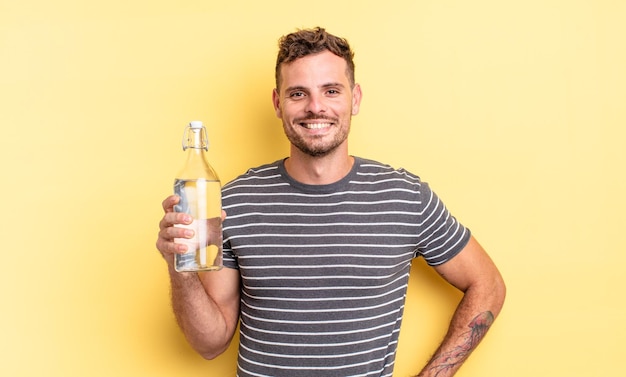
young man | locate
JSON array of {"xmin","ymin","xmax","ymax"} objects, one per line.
[{"xmin": 156, "ymin": 27, "xmax": 506, "ymax": 377}]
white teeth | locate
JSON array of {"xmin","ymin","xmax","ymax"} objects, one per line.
[{"xmin": 303, "ymin": 123, "xmax": 331, "ymax": 129}]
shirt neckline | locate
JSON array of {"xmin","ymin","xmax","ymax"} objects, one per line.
[{"xmin": 277, "ymin": 156, "xmax": 361, "ymax": 194}]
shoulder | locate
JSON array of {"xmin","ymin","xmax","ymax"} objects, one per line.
[
  {"xmin": 353, "ymin": 156, "xmax": 424, "ymax": 186},
  {"xmin": 221, "ymin": 159, "xmax": 292, "ymax": 205},
  {"xmin": 223, "ymin": 160, "xmax": 285, "ymax": 188}
]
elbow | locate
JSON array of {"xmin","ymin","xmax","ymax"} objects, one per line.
[
  {"xmin": 196, "ymin": 341, "xmax": 232, "ymax": 360},
  {"xmin": 491, "ymin": 271, "xmax": 507, "ymax": 317},
  {"xmin": 200, "ymin": 351, "xmax": 222, "ymax": 361},
  {"xmin": 467, "ymin": 269, "xmax": 506, "ymax": 318},
  {"xmin": 186, "ymin": 317, "xmax": 239, "ymax": 360}
]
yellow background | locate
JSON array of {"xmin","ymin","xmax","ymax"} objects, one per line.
[{"xmin": 1, "ymin": 1, "xmax": 624, "ymax": 376}]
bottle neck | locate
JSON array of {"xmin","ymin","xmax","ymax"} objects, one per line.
[
  {"xmin": 176, "ymin": 122, "xmax": 220, "ymax": 181},
  {"xmin": 183, "ymin": 128, "xmax": 208, "ymax": 169},
  {"xmin": 183, "ymin": 127, "xmax": 208, "ymax": 151}
]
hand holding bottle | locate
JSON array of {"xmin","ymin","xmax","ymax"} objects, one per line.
[
  {"xmin": 174, "ymin": 215, "xmax": 223, "ymax": 256},
  {"xmin": 156, "ymin": 194, "xmax": 225, "ymax": 267}
]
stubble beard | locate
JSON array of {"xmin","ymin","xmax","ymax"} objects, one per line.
[{"xmin": 284, "ymin": 117, "xmax": 350, "ymax": 157}]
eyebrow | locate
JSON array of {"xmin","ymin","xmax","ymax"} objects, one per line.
[
  {"xmin": 285, "ymin": 82, "xmax": 346, "ymax": 93},
  {"xmin": 285, "ymin": 85, "xmax": 307, "ymax": 93}
]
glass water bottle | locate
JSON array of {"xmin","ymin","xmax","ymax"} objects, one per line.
[{"xmin": 173, "ymin": 121, "xmax": 223, "ymax": 272}]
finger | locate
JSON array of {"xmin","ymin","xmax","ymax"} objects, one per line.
[
  {"xmin": 159, "ymin": 216, "xmax": 195, "ymax": 241},
  {"xmin": 162, "ymin": 194, "xmax": 180, "ymax": 213},
  {"xmin": 156, "ymin": 237, "xmax": 189, "ymax": 256},
  {"xmin": 157, "ymin": 195, "xmax": 195, "ymax": 259},
  {"xmin": 159, "ymin": 211, "xmax": 193, "ymax": 231},
  {"xmin": 157, "ymin": 223, "xmax": 195, "ymax": 252}
]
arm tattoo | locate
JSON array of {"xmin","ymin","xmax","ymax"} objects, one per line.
[{"xmin": 426, "ymin": 311, "xmax": 494, "ymax": 377}]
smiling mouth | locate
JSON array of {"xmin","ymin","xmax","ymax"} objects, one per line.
[{"xmin": 300, "ymin": 122, "xmax": 332, "ymax": 129}]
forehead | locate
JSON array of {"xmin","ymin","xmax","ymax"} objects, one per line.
[{"xmin": 278, "ymin": 51, "xmax": 349, "ymax": 90}]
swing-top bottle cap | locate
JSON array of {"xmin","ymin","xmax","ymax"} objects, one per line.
[{"xmin": 189, "ymin": 120, "xmax": 203, "ymax": 129}]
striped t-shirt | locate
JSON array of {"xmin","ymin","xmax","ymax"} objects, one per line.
[{"xmin": 221, "ymin": 157, "xmax": 470, "ymax": 377}]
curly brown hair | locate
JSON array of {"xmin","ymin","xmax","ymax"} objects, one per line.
[{"xmin": 275, "ymin": 27, "xmax": 355, "ymax": 90}]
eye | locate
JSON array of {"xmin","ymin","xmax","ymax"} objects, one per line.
[
  {"xmin": 326, "ymin": 89, "xmax": 340, "ymax": 96},
  {"xmin": 289, "ymin": 91, "xmax": 306, "ymax": 98}
]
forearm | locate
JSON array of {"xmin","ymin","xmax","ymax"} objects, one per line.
[
  {"xmin": 168, "ymin": 265, "xmax": 235, "ymax": 359},
  {"xmin": 415, "ymin": 282, "xmax": 505, "ymax": 377}
]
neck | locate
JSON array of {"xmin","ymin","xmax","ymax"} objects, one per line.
[{"xmin": 284, "ymin": 147, "xmax": 354, "ymax": 185}]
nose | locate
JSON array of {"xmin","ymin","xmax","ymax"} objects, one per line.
[{"xmin": 305, "ymin": 93, "xmax": 326, "ymax": 114}]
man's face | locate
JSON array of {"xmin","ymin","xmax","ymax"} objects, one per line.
[{"xmin": 272, "ymin": 51, "xmax": 361, "ymax": 157}]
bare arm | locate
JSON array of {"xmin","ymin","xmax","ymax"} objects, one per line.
[
  {"xmin": 157, "ymin": 195, "xmax": 240, "ymax": 359},
  {"xmin": 415, "ymin": 236, "xmax": 506, "ymax": 377}
]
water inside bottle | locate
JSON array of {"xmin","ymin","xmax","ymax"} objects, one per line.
[{"xmin": 173, "ymin": 178, "xmax": 223, "ymax": 272}]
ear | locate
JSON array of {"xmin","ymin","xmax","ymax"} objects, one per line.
[
  {"xmin": 351, "ymin": 83, "xmax": 362, "ymax": 116},
  {"xmin": 272, "ymin": 88, "xmax": 282, "ymax": 118}
]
